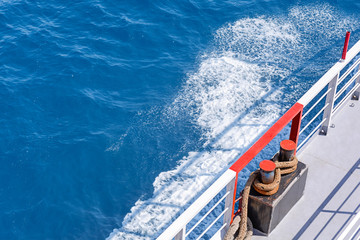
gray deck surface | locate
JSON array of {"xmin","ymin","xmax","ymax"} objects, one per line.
[{"xmin": 252, "ymin": 98, "xmax": 360, "ymax": 240}]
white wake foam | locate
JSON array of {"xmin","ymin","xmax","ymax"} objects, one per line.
[{"xmin": 108, "ymin": 4, "xmax": 358, "ymax": 239}]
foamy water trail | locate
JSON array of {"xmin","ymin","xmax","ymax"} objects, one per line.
[{"xmin": 108, "ymin": 4, "xmax": 358, "ymax": 239}]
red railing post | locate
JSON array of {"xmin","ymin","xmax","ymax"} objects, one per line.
[
  {"xmin": 342, "ymin": 31, "xmax": 351, "ymax": 60},
  {"xmin": 230, "ymin": 172, "xmax": 239, "ymax": 224},
  {"xmin": 289, "ymin": 105, "xmax": 303, "ymax": 154}
]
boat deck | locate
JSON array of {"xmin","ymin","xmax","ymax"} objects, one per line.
[{"xmin": 253, "ymin": 97, "xmax": 360, "ymax": 240}]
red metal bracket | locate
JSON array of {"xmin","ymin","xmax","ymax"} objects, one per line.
[
  {"xmin": 230, "ymin": 103, "xmax": 303, "ymax": 173},
  {"xmin": 229, "ymin": 102, "xmax": 303, "ymax": 222}
]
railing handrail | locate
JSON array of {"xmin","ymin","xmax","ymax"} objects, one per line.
[{"xmin": 298, "ymin": 40, "xmax": 360, "ymax": 107}]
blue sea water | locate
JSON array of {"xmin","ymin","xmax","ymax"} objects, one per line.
[{"xmin": 1, "ymin": 0, "xmax": 360, "ymax": 239}]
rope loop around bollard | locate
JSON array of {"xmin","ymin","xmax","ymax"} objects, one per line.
[{"xmin": 253, "ymin": 155, "xmax": 298, "ymax": 195}]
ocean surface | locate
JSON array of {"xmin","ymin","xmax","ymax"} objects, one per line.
[{"xmin": 1, "ymin": 0, "xmax": 360, "ymax": 239}]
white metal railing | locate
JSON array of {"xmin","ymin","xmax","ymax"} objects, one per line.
[
  {"xmin": 157, "ymin": 169, "xmax": 236, "ymax": 240},
  {"xmin": 157, "ymin": 39, "xmax": 360, "ymax": 240},
  {"xmin": 297, "ymin": 39, "xmax": 360, "ymax": 149}
]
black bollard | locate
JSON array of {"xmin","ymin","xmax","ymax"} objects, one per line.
[
  {"xmin": 279, "ymin": 140, "xmax": 296, "ymax": 162},
  {"xmin": 259, "ymin": 160, "xmax": 276, "ymax": 184}
]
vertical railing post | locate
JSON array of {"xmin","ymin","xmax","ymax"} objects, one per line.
[
  {"xmin": 229, "ymin": 172, "xmax": 239, "ymax": 227},
  {"xmin": 341, "ymin": 31, "xmax": 351, "ymax": 60},
  {"xmin": 221, "ymin": 174, "xmax": 236, "ymax": 238},
  {"xmin": 289, "ymin": 104, "xmax": 303, "ymax": 154},
  {"xmin": 320, "ymin": 73, "xmax": 339, "ymax": 135},
  {"xmin": 352, "ymin": 63, "xmax": 360, "ymax": 100},
  {"xmin": 174, "ymin": 227, "xmax": 185, "ymax": 240}
]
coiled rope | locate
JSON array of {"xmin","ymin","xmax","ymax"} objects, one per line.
[{"xmin": 224, "ymin": 154, "xmax": 298, "ymax": 240}]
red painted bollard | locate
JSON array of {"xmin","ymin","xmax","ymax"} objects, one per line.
[
  {"xmin": 279, "ymin": 139, "xmax": 296, "ymax": 161},
  {"xmin": 259, "ymin": 160, "xmax": 276, "ymax": 184}
]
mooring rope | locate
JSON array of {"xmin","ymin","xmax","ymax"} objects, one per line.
[
  {"xmin": 225, "ymin": 155, "xmax": 298, "ymax": 240},
  {"xmin": 223, "ymin": 215, "xmax": 253, "ymax": 240}
]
